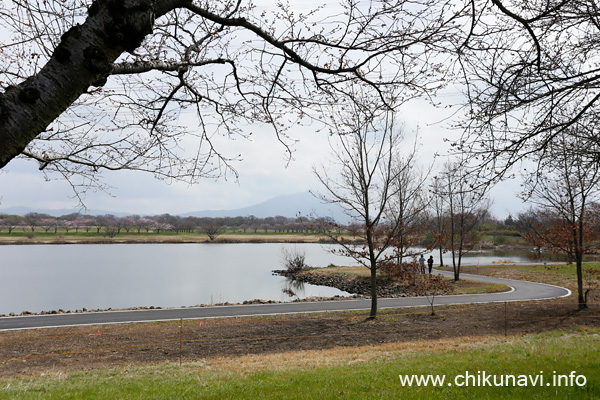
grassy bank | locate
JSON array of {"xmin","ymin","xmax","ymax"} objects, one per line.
[
  {"xmin": 0, "ymin": 231, "xmax": 333, "ymax": 245},
  {"xmin": 311, "ymin": 265, "xmax": 509, "ymax": 295},
  {"xmin": 449, "ymin": 262, "xmax": 600, "ymax": 295},
  {"xmin": 2, "ymin": 328, "xmax": 598, "ymax": 399}
]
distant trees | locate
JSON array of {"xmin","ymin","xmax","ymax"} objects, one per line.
[{"xmin": 0, "ymin": 212, "xmax": 351, "ymax": 238}]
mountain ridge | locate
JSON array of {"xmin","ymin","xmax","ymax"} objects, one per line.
[
  {"xmin": 179, "ymin": 191, "xmax": 348, "ymax": 222},
  {"xmin": 0, "ymin": 191, "xmax": 350, "ymax": 222}
]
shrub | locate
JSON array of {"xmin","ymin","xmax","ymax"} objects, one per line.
[{"xmin": 281, "ymin": 246, "xmax": 307, "ymax": 272}]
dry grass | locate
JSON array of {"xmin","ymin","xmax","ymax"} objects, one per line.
[
  {"xmin": 186, "ymin": 334, "xmax": 506, "ymax": 377},
  {"xmin": 0, "ymin": 233, "xmax": 330, "ymax": 245},
  {"xmin": 312, "ymin": 265, "xmax": 509, "ymax": 295},
  {"xmin": 313, "ymin": 265, "xmax": 372, "ymax": 278}
]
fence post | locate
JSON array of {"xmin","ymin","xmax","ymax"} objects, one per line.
[{"xmin": 180, "ymin": 318, "xmax": 183, "ymax": 366}]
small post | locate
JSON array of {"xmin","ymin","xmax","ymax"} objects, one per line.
[
  {"xmin": 180, "ymin": 318, "xmax": 183, "ymax": 366},
  {"xmin": 504, "ymin": 302, "xmax": 507, "ymax": 336}
]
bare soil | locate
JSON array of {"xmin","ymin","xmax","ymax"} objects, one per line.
[{"xmin": 0, "ymin": 295, "xmax": 598, "ymax": 378}]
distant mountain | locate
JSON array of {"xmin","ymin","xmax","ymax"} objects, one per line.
[
  {"xmin": 0, "ymin": 206, "xmax": 130, "ymax": 218},
  {"xmin": 0, "ymin": 192, "xmax": 351, "ymax": 222},
  {"xmin": 180, "ymin": 191, "xmax": 350, "ymax": 222}
]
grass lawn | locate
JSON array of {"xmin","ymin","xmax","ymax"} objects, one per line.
[
  {"xmin": 1, "ymin": 328, "xmax": 598, "ymax": 399},
  {"xmin": 453, "ymin": 262, "xmax": 600, "ymax": 295}
]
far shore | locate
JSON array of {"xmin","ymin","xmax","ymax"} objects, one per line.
[
  {"xmin": 0, "ymin": 233, "xmax": 344, "ymax": 245},
  {"xmin": 0, "ymin": 233, "xmax": 532, "ymax": 250}
]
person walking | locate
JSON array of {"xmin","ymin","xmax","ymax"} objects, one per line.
[
  {"xmin": 427, "ymin": 256, "xmax": 434, "ymax": 274},
  {"xmin": 418, "ymin": 254, "xmax": 426, "ymax": 274}
]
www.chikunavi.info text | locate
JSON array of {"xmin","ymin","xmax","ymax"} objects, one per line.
[{"xmin": 399, "ymin": 371, "xmax": 587, "ymax": 387}]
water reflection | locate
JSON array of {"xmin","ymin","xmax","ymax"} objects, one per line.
[
  {"xmin": 0, "ymin": 243, "xmax": 352, "ymax": 315},
  {"xmin": 281, "ymin": 277, "xmax": 307, "ymax": 299}
]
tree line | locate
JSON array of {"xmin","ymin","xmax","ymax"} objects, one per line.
[{"xmin": 0, "ymin": 213, "xmax": 339, "ymax": 237}]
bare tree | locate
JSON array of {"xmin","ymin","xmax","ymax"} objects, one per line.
[
  {"xmin": 280, "ymin": 246, "xmax": 307, "ymax": 273},
  {"xmin": 202, "ymin": 220, "xmax": 225, "ymax": 241},
  {"xmin": 429, "ymin": 176, "xmax": 448, "ymax": 267},
  {"xmin": 457, "ymin": 0, "xmax": 600, "ymax": 180},
  {"xmin": 313, "ymin": 100, "xmax": 402, "ymax": 318},
  {"xmin": 0, "ymin": 0, "xmax": 466, "ymax": 198},
  {"xmin": 386, "ymin": 137, "xmax": 431, "ymax": 265},
  {"xmin": 0, "ymin": 215, "xmax": 20, "ymax": 234},
  {"xmin": 432, "ymin": 161, "xmax": 490, "ymax": 280},
  {"xmin": 520, "ymin": 133, "xmax": 600, "ymax": 309}
]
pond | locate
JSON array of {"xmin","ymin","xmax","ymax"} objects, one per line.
[{"xmin": 0, "ymin": 243, "xmax": 548, "ymax": 315}]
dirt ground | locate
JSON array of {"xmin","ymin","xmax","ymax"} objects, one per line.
[{"xmin": 0, "ymin": 295, "xmax": 598, "ymax": 378}]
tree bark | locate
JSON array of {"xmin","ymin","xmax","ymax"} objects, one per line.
[{"xmin": 0, "ymin": 0, "xmax": 181, "ymax": 168}]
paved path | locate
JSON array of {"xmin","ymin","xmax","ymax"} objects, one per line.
[{"xmin": 0, "ymin": 269, "xmax": 571, "ymax": 331}]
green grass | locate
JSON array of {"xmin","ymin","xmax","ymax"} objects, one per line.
[
  {"xmin": 454, "ymin": 262, "xmax": 600, "ymax": 292},
  {"xmin": 3, "ymin": 329, "xmax": 598, "ymax": 399},
  {"xmin": 518, "ymin": 262, "xmax": 600, "ymax": 277}
]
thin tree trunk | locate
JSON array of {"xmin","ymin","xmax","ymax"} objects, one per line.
[
  {"xmin": 369, "ymin": 264, "xmax": 378, "ymax": 318},
  {"xmin": 576, "ymin": 258, "xmax": 586, "ymax": 309}
]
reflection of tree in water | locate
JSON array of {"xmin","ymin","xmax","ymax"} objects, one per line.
[{"xmin": 282, "ymin": 277, "xmax": 305, "ymax": 299}]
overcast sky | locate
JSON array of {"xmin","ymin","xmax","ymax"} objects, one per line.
[
  {"xmin": 0, "ymin": 1, "xmax": 527, "ymax": 219},
  {"xmin": 0, "ymin": 93, "xmax": 526, "ymax": 219}
]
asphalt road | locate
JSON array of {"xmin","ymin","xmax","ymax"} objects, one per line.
[{"xmin": 0, "ymin": 269, "xmax": 571, "ymax": 331}]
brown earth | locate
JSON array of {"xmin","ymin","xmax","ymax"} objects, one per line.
[{"xmin": 0, "ymin": 294, "xmax": 599, "ymax": 378}]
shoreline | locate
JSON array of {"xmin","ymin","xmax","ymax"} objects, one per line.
[
  {"xmin": 273, "ymin": 268, "xmax": 445, "ymax": 298},
  {"xmin": 0, "ymin": 294, "xmax": 366, "ymax": 319},
  {"xmin": 0, "ymin": 235, "xmax": 531, "ymax": 250},
  {"xmin": 0, "ymin": 234, "xmax": 342, "ymax": 246}
]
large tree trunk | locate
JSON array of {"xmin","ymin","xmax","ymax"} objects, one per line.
[{"xmin": 0, "ymin": 0, "xmax": 168, "ymax": 168}]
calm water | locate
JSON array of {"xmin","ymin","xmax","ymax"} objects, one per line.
[{"xmin": 0, "ymin": 243, "xmax": 542, "ymax": 315}]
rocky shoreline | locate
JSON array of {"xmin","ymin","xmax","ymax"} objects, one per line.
[
  {"xmin": 0, "ymin": 293, "xmax": 361, "ymax": 319},
  {"xmin": 1, "ymin": 267, "xmax": 442, "ymax": 319},
  {"xmin": 273, "ymin": 269, "xmax": 419, "ymax": 298}
]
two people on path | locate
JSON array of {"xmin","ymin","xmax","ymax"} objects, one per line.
[{"xmin": 419, "ymin": 254, "xmax": 435, "ymax": 274}]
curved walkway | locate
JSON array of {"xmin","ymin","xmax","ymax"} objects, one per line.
[{"xmin": 0, "ymin": 269, "xmax": 571, "ymax": 331}]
